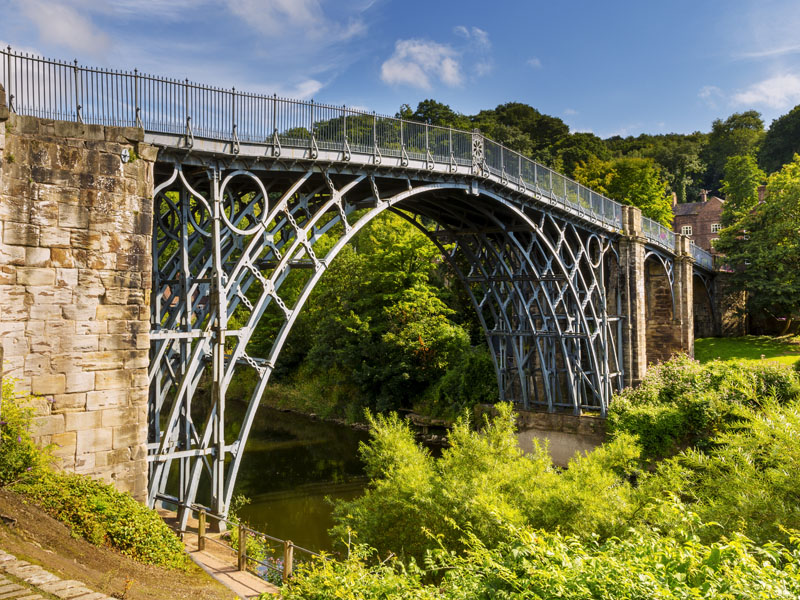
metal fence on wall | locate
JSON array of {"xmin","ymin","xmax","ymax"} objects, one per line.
[{"xmin": 0, "ymin": 46, "xmax": 700, "ymax": 254}]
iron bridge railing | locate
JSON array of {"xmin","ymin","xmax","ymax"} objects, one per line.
[
  {"xmin": 1, "ymin": 46, "xmax": 688, "ymax": 255},
  {"xmin": 690, "ymin": 243, "xmax": 714, "ymax": 270}
]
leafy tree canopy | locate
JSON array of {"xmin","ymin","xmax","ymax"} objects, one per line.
[
  {"xmin": 759, "ymin": 103, "xmax": 800, "ymax": 174},
  {"xmin": 701, "ymin": 110, "xmax": 765, "ymax": 194},
  {"xmin": 574, "ymin": 156, "xmax": 673, "ymax": 225}
]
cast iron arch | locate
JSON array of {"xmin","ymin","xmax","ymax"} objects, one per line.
[{"xmin": 148, "ymin": 161, "xmax": 623, "ymax": 526}]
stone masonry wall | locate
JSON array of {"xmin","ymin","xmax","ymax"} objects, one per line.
[{"xmin": 0, "ymin": 87, "xmax": 155, "ymax": 500}]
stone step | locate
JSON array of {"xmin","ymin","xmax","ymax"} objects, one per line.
[{"xmin": 0, "ymin": 549, "xmax": 114, "ymax": 600}]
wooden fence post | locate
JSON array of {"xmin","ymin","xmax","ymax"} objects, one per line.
[
  {"xmin": 197, "ymin": 510, "xmax": 206, "ymax": 551},
  {"xmin": 283, "ymin": 540, "xmax": 294, "ymax": 583},
  {"xmin": 238, "ymin": 523, "xmax": 247, "ymax": 571}
]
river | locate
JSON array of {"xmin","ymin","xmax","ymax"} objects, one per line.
[{"xmin": 229, "ymin": 404, "xmax": 371, "ymax": 552}]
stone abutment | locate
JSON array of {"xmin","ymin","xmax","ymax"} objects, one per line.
[{"xmin": 0, "ymin": 86, "xmax": 154, "ymax": 500}]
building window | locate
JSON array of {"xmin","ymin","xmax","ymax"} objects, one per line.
[
  {"xmin": 711, "ymin": 223, "xmax": 721, "ymax": 233},
  {"xmin": 681, "ymin": 225, "xmax": 692, "ymax": 236}
]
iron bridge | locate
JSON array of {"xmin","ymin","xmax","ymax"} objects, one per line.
[{"xmin": 0, "ymin": 48, "xmax": 715, "ymax": 527}]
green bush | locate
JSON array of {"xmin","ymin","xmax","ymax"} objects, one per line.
[
  {"xmin": 417, "ymin": 347, "xmax": 497, "ymax": 418},
  {"xmin": 0, "ymin": 380, "xmax": 51, "ymax": 485},
  {"xmin": 608, "ymin": 355, "xmax": 800, "ymax": 459},
  {"xmin": 13, "ymin": 471, "xmax": 190, "ymax": 569},
  {"xmin": 284, "ymin": 518, "xmax": 800, "ymax": 599},
  {"xmin": 331, "ymin": 404, "xmax": 641, "ymax": 562}
]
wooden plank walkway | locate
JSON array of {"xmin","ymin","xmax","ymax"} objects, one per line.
[{"xmin": 159, "ymin": 509, "xmax": 280, "ymax": 599}]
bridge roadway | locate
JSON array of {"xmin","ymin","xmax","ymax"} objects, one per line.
[{"xmin": 0, "ymin": 48, "xmax": 716, "ymax": 528}]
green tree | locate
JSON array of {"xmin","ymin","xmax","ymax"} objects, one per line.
[
  {"xmin": 701, "ymin": 110, "xmax": 765, "ymax": 194},
  {"xmin": 574, "ymin": 156, "xmax": 673, "ymax": 226},
  {"xmin": 719, "ymin": 155, "xmax": 765, "ymax": 227},
  {"xmin": 402, "ymin": 99, "xmax": 471, "ymax": 129},
  {"xmin": 718, "ymin": 155, "xmax": 800, "ymax": 332},
  {"xmin": 759, "ymin": 104, "xmax": 800, "ymax": 174},
  {"xmin": 553, "ymin": 132, "xmax": 610, "ymax": 178}
]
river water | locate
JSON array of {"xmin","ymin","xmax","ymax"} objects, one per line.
[{"xmin": 229, "ymin": 404, "xmax": 370, "ymax": 552}]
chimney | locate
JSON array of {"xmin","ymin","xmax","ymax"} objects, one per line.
[
  {"xmin": 700, "ymin": 189, "xmax": 708, "ymax": 203},
  {"xmin": 757, "ymin": 184, "xmax": 766, "ymax": 202},
  {"xmin": 671, "ymin": 191, "xmax": 677, "ymax": 207}
]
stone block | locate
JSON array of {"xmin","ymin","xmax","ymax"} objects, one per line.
[
  {"xmin": 39, "ymin": 226, "xmax": 71, "ymax": 247},
  {"xmin": 31, "ymin": 414, "xmax": 65, "ymax": 436},
  {"xmin": 51, "ymin": 393, "xmax": 86, "ymax": 417},
  {"xmin": 61, "ymin": 303, "xmax": 96, "ymax": 321},
  {"xmin": 57, "ymin": 202, "xmax": 89, "ymax": 229},
  {"xmin": 55, "ymin": 268, "xmax": 78, "ymax": 288},
  {"xmin": 65, "ymin": 371, "xmax": 95, "ymax": 393},
  {"xmin": 95, "ymin": 369, "xmax": 130, "ymax": 390},
  {"xmin": 50, "ymin": 247, "xmax": 76, "ymax": 268},
  {"xmin": 23, "ymin": 353, "xmax": 49, "ymax": 375},
  {"xmin": 74, "ymin": 452, "xmax": 96, "ymax": 472},
  {"xmin": 98, "ymin": 333, "xmax": 132, "ymax": 351},
  {"xmin": 29, "ymin": 285, "xmax": 73, "ymax": 306},
  {"xmin": 0, "ymin": 265, "xmax": 15, "ymax": 285},
  {"xmin": 3, "ymin": 221, "xmax": 39, "ymax": 246},
  {"xmin": 65, "ymin": 410, "xmax": 101, "ymax": 432},
  {"xmin": 95, "ymin": 304, "xmax": 138, "ymax": 320},
  {"xmin": 130, "ymin": 369, "xmax": 148, "ymax": 388},
  {"xmin": 0, "ymin": 329, "xmax": 28, "ymax": 357},
  {"xmin": 123, "ymin": 349, "xmax": 149, "ymax": 370},
  {"xmin": 0, "ymin": 244, "xmax": 26, "ymax": 266},
  {"xmin": 76, "ymin": 428, "xmax": 112, "ymax": 454},
  {"xmin": 113, "ymin": 423, "xmax": 146, "ymax": 450},
  {"xmin": 24, "ymin": 246, "xmax": 50, "ymax": 266},
  {"xmin": 75, "ymin": 319, "xmax": 106, "ymax": 335},
  {"xmin": 51, "ymin": 431, "xmax": 77, "ymax": 457},
  {"xmin": 61, "ymin": 334, "xmax": 99, "ymax": 352},
  {"xmin": 101, "ymin": 407, "xmax": 138, "ymax": 428},
  {"xmin": 31, "ymin": 373, "xmax": 66, "ymax": 395},
  {"xmin": 80, "ymin": 350, "xmax": 124, "ymax": 371},
  {"xmin": 86, "ymin": 388, "xmax": 127, "ymax": 410}
]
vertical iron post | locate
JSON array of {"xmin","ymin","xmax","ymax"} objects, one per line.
[
  {"xmin": 210, "ymin": 166, "xmax": 227, "ymax": 519},
  {"xmin": 73, "ymin": 58, "xmax": 82, "ymax": 123}
]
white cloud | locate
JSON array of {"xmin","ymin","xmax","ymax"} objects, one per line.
[
  {"xmin": 454, "ymin": 25, "xmax": 490, "ymax": 49},
  {"xmin": 698, "ymin": 84, "xmax": 723, "ymax": 108},
  {"xmin": 737, "ymin": 43, "xmax": 800, "ymax": 60},
  {"xmin": 20, "ymin": 0, "xmax": 110, "ymax": 57},
  {"xmin": 733, "ymin": 73, "xmax": 800, "ymax": 109},
  {"xmin": 453, "ymin": 25, "xmax": 492, "ymax": 77},
  {"xmin": 527, "ymin": 57, "xmax": 542, "ymax": 69},
  {"xmin": 564, "ymin": 108, "xmax": 578, "ymax": 116},
  {"xmin": 227, "ymin": 0, "xmax": 365, "ymax": 42},
  {"xmin": 380, "ymin": 39, "xmax": 463, "ymax": 89}
]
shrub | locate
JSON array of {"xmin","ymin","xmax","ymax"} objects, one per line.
[
  {"xmin": 608, "ymin": 355, "xmax": 800, "ymax": 459},
  {"xmin": 331, "ymin": 405, "xmax": 641, "ymax": 562},
  {"xmin": 0, "ymin": 380, "xmax": 51, "ymax": 485},
  {"xmin": 13, "ymin": 471, "xmax": 190, "ymax": 569},
  {"xmin": 284, "ymin": 518, "xmax": 800, "ymax": 599}
]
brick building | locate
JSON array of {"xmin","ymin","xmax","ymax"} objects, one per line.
[{"xmin": 672, "ymin": 191, "xmax": 724, "ymax": 254}]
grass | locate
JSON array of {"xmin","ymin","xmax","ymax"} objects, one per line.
[{"xmin": 695, "ymin": 335, "xmax": 800, "ymax": 365}]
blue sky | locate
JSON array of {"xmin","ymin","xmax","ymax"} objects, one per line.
[{"xmin": 1, "ymin": 0, "xmax": 799, "ymax": 137}]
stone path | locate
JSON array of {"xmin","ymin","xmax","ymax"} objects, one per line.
[{"xmin": 0, "ymin": 549, "xmax": 115, "ymax": 600}]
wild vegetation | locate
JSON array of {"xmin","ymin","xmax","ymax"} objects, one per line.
[
  {"xmin": 0, "ymin": 380, "xmax": 190, "ymax": 570},
  {"xmin": 273, "ymin": 356, "xmax": 800, "ymax": 598}
]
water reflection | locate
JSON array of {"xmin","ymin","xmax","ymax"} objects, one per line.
[{"xmin": 230, "ymin": 403, "xmax": 370, "ymax": 551}]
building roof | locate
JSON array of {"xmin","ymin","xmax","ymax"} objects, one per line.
[{"xmin": 673, "ymin": 196, "xmax": 724, "ymax": 217}]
